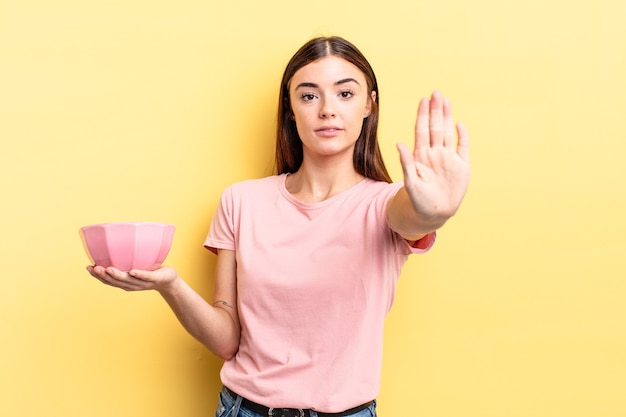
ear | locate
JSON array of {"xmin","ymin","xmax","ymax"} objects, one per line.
[{"xmin": 364, "ymin": 91, "xmax": 377, "ymax": 118}]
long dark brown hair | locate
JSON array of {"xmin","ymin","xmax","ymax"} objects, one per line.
[{"xmin": 275, "ymin": 36, "xmax": 392, "ymax": 183}]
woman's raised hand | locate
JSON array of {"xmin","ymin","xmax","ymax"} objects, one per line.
[{"xmin": 396, "ymin": 91, "xmax": 471, "ymax": 222}]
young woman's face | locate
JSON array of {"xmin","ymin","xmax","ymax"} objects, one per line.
[{"xmin": 288, "ymin": 56, "xmax": 374, "ymax": 161}]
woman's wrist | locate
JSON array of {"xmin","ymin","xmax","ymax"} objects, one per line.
[{"xmin": 157, "ymin": 272, "xmax": 185, "ymax": 297}]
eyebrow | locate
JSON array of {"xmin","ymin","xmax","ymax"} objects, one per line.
[{"xmin": 294, "ymin": 78, "xmax": 361, "ymax": 90}]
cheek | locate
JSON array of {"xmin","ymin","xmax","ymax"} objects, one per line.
[
  {"xmin": 292, "ymin": 108, "xmax": 314, "ymax": 128},
  {"xmin": 349, "ymin": 105, "xmax": 369, "ymax": 125},
  {"xmin": 292, "ymin": 115, "xmax": 310, "ymax": 141}
]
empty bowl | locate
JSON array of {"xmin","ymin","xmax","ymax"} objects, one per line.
[{"xmin": 80, "ymin": 222, "xmax": 175, "ymax": 271}]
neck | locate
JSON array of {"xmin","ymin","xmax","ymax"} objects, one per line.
[{"xmin": 286, "ymin": 157, "xmax": 364, "ymax": 203}]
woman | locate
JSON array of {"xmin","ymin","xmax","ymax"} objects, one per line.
[{"xmin": 88, "ymin": 36, "xmax": 470, "ymax": 417}]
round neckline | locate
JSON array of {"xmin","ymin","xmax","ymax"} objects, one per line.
[{"xmin": 279, "ymin": 173, "xmax": 370, "ymax": 209}]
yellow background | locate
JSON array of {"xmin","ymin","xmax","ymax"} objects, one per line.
[{"xmin": 1, "ymin": 0, "xmax": 625, "ymax": 416}]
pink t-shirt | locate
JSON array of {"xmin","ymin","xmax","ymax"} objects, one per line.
[{"xmin": 204, "ymin": 174, "xmax": 434, "ymax": 412}]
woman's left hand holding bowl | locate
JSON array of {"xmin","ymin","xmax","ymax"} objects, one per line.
[{"xmin": 86, "ymin": 265, "xmax": 180, "ymax": 293}]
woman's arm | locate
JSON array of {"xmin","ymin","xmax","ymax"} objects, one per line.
[
  {"xmin": 156, "ymin": 249, "xmax": 239, "ymax": 359},
  {"xmin": 386, "ymin": 91, "xmax": 471, "ymax": 240},
  {"xmin": 87, "ymin": 249, "xmax": 240, "ymax": 360}
]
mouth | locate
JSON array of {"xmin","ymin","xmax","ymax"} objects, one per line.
[{"xmin": 315, "ymin": 126, "xmax": 343, "ymax": 136}]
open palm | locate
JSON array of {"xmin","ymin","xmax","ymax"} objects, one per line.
[{"xmin": 397, "ymin": 91, "xmax": 471, "ymax": 220}]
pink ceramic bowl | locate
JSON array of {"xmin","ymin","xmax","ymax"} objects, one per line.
[{"xmin": 80, "ymin": 222, "xmax": 175, "ymax": 271}]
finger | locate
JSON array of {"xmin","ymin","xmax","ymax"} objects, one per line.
[
  {"xmin": 414, "ymin": 97, "xmax": 430, "ymax": 152},
  {"xmin": 443, "ymin": 97, "xmax": 455, "ymax": 148},
  {"xmin": 128, "ymin": 269, "xmax": 155, "ymax": 282},
  {"xmin": 88, "ymin": 265, "xmax": 128, "ymax": 287},
  {"xmin": 429, "ymin": 91, "xmax": 444, "ymax": 146},
  {"xmin": 87, "ymin": 265, "xmax": 146, "ymax": 291},
  {"xmin": 456, "ymin": 122, "xmax": 470, "ymax": 161},
  {"xmin": 397, "ymin": 142, "xmax": 420, "ymax": 184},
  {"xmin": 103, "ymin": 267, "xmax": 147, "ymax": 290},
  {"xmin": 106, "ymin": 267, "xmax": 146, "ymax": 286},
  {"xmin": 87, "ymin": 265, "xmax": 109, "ymax": 279},
  {"xmin": 104, "ymin": 267, "xmax": 128, "ymax": 279},
  {"xmin": 87, "ymin": 265, "xmax": 108, "ymax": 283}
]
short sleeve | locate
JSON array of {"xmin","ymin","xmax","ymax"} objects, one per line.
[
  {"xmin": 407, "ymin": 232, "xmax": 436, "ymax": 253},
  {"xmin": 204, "ymin": 186, "xmax": 236, "ymax": 255}
]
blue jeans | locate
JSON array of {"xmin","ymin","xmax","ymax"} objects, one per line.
[{"xmin": 215, "ymin": 386, "xmax": 377, "ymax": 417}]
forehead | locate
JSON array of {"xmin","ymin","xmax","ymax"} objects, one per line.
[{"xmin": 290, "ymin": 56, "xmax": 367, "ymax": 87}]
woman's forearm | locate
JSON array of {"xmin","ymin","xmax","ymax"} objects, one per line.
[
  {"xmin": 386, "ymin": 186, "xmax": 451, "ymax": 241},
  {"xmin": 158, "ymin": 277, "xmax": 240, "ymax": 360}
]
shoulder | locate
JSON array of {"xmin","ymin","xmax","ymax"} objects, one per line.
[
  {"xmin": 212, "ymin": 175, "xmax": 283, "ymax": 223},
  {"xmin": 222, "ymin": 175, "xmax": 283, "ymax": 198},
  {"xmin": 360, "ymin": 179, "xmax": 404, "ymax": 204},
  {"xmin": 365, "ymin": 179, "xmax": 403, "ymax": 192}
]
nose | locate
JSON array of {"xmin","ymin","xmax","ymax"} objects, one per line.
[{"xmin": 319, "ymin": 98, "xmax": 336, "ymax": 118}]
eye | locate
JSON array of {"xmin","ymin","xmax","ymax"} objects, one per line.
[
  {"xmin": 339, "ymin": 89, "xmax": 354, "ymax": 99},
  {"xmin": 301, "ymin": 93, "xmax": 317, "ymax": 102}
]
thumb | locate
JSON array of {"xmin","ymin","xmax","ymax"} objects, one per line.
[{"xmin": 396, "ymin": 142, "xmax": 419, "ymax": 184}]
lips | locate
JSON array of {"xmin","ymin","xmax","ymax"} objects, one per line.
[{"xmin": 315, "ymin": 126, "xmax": 343, "ymax": 137}]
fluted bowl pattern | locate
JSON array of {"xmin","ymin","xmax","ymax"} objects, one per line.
[{"xmin": 80, "ymin": 222, "xmax": 175, "ymax": 271}]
